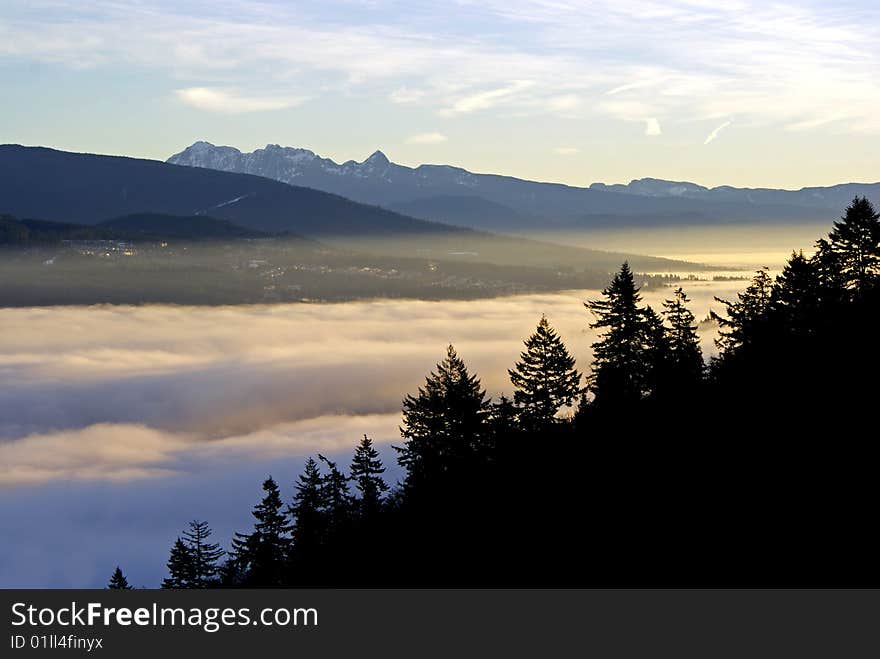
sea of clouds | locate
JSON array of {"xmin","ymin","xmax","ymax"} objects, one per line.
[{"xmin": 0, "ymin": 282, "xmax": 739, "ymax": 586}]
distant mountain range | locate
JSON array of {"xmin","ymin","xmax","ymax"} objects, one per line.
[
  {"xmin": 169, "ymin": 141, "xmax": 880, "ymax": 231},
  {"xmin": 0, "ymin": 145, "xmax": 697, "ymax": 273},
  {"xmin": 0, "ymin": 145, "xmax": 455, "ymax": 237}
]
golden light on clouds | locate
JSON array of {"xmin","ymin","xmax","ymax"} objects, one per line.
[{"xmin": 0, "ymin": 283, "xmax": 741, "ymax": 486}]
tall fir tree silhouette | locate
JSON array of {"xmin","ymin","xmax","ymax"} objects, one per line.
[
  {"xmin": 162, "ymin": 538, "xmax": 195, "ymax": 589},
  {"xmin": 662, "ymin": 287, "xmax": 704, "ymax": 387},
  {"xmin": 397, "ymin": 345, "xmax": 490, "ymax": 490},
  {"xmin": 288, "ymin": 458, "xmax": 325, "ymax": 563},
  {"xmin": 349, "ymin": 436, "xmax": 389, "ymax": 518},
  {"xmin": 107, "ymin": 566, "xmax": 132, "ymax": 590},
  {"xmin": 712, "ymin": 268, "xmax": 773, "ymax": 354},
  {"xmin": 318, "ymin": 454, "xmax": 353, "ymax": 536},
  {"xmin": 488, "ymin": 394, "xmax": 519, "ymax": 438},
  {"xmin": 827, "ymin": 196, "xmax": 880, "ymax": 294},
  {"xmin": 813, "ymin": 237, "xmax": 849, "ymax": 299},
  {"xmin": 642, "ymin": 304, "xmax": 673, "ymax": 398},
  {"xmin": 509, "ymin": 315, "xmax": 581, "ymax": 427},
  {"xmin": 230, "ymin": 477, "xmax": 290, "ymax": 587},
  {"xmin": 771, "ymin": 251, "xmax": 823, "ymax": 333},
  {"xmin": 586, "ymin": 263, "xmax": 650, "ymax": 405},
  {"xmin": 182, "ymin": 520, "xmax": 224, "ymax": 588}
]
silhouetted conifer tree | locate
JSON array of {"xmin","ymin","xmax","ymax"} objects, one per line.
[
  {"xmin": 488, "ymin": 395, "xmax": 519, "ymax": 438},
  {"xmin": 712, "ymin": 268, "xmax": 773, "ymax": 354},
  {"xmin": 508, "ymin": 315, "xmax": 581, "ymax": 427},
  {"xmin": 812, "ymin": 238, "xmax": 848, "ymax": 298},
  {"xmin": 318, "ymin": 454, "xmax": 353, "ymax": 532},
  {"xmin": 217, "ymin": 557, "xmax": 246, "ymax": 588},
  {"xmin": 397, "ymin": 345, "xmax": 490, "ymax": 490},
  {"xmin": 642, "ymin": 304, "xmax": 673, "ymax": 398},
  {"xmin": 288, "ymin": 458, "xmax": 325, "ymax": 560},
  {"xmin": 107, "ymin": 566, "xmax": 132, "ymax": 590},
  {"xmin": 162, "ymin": 538, "xmax": 195, "ymax": 589},
  {"xmin": 827, "ymin": 196, "xmax": 880, "ymax": 294},
  {"xmin": 181, "ymin": 520, "xmax": 224, "ymax": 588},
  {"xmin": 586, "ymin": 263, "xmax": 650, "ymax": 405},
  {"xmin": 349, "ymin": 436, "xmax": 388, "ymax": 517},
  {"xmin": 230, "ymin": 477, "xmax": 290, "ymax": 587},
  {"xmin": 771, "ymin": 251, "xmax": 823, "ymax": 333},
  {"xmin": 662, "ymin": 287, "xmax": 704, "ymax": 387}
]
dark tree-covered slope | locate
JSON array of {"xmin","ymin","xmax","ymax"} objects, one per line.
[
  {"xmin": 0, "ymin": 145, "xmax": 701, "ymax": 272},
  {"xmin": 0, "ymin": 145, "xmax": 459, "ymax": 237},
  {"xmin": 98, "ymin": 213, "xmax": 269, "ymax": 240}
]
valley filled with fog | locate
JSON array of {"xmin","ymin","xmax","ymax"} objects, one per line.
[
  {"xmin": 521, "ymin": 223, "xmax": 828, "ymax": 271},
  {"xmin": 0, "ymin": 271, "xmax": 750, "ymax": 587}
]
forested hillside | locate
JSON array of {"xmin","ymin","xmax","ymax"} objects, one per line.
[{"xmin": 108, "ymin": 198, "xmax": 879, "ymax": 589}]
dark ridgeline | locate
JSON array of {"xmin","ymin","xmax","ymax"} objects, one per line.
[
  {"xmin": 0, "ymin": 212, "xmax": 268, "ymax": 244},
  {"xmin": 167, "ymin": 140, "xmax": 880, "ymax": 231},
  {"xmin": 136, "ymin": 198, "xmax": 877, "ymax": 588}
]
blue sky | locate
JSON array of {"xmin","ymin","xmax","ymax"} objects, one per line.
[{"xmin": 1, "ymin": 0, "xmax": 878, "ymax": 187}]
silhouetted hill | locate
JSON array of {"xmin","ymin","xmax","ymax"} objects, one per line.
[
  {"xmin": 589, "ymin": 176, "xmax": 880, "ymax": 210},
  {"xmin": 1, "ymin": 212, "xmax": 271, "ymax": 244},
  {"xmin": 1, "ymin": 214, "xmax": 113, "ymax": 244},
  {"xmin": 99, "ymin": 213, "xmax": 269, "ymax": 240},
  {"xmin": 387, "ymin": 195, "xmax": 534, "ymax": 230},
  {"xmin": 0, "ymin": 145, "xmax": 704, "ymax": 273},
  {"xmin": 0, "ymin": 144, "xmax": 459, "ymax": 238}
]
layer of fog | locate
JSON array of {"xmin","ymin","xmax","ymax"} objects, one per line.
[
  {"xmin": 522, "ymin": 224, "xmax": 826, "ymax": 269},
  {"xmin": 0, "ymin": 280, "xmax": 746, "ymax": 586},
  {"xmin": 0, "ymin": 282, "xmax": 746, "ymax": 485}
]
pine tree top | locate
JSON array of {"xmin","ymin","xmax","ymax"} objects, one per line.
[
  {"xmin": 509, "ymin": 315, "xmax": 582, "ymax": 423},
  {"xmin": 403, "ymin": 344, "xmax": 488, "ymax": 415},
  {"xmin": 107, "ymin": 566, "xmax": 132, "ymax": 590}
]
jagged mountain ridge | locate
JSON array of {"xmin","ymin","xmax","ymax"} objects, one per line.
[
  {"xmin": 0, "ymin": 144, "xmax": 458, "ymax": 237},
  {"xmin": 0, "ymin": 144, "xmax": 702, "ymax": 273},
  {"xmin": 168, "ymin": 141, "xmax": 879, "ymax": 230},
  {"xmin": 588, "ymin": 177, "xmax": 880, "ymax": 209}
]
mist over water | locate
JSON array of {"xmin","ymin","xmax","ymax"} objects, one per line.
[
  {"xmin": 524, "ymin": 224, "xmax": 826, "ymax": 270},
  {"xmin": 0, "ymin": 276, "xmax": 749, "ymax": 587}
]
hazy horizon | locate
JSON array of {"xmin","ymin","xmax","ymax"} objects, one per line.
[{"xmin": 5, "ymin": 139, "xmax": 879, "ymax": 192}]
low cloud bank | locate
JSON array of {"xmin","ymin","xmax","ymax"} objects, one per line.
[
  {"xmin": 0, "ymin": 285, "xmax": 735, "ymax": 486},
  {"xmin": 0, "ymin": 284, "xmax": 741, "ymax": 586}
]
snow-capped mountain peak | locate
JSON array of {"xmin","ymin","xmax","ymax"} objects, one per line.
[
  {"xmin": 167, "ymin": 141, "xmax": 878, "ymax": 230},
  {"xmin": 364, "ymin": 149, "xmax": 389, "ymax": 165}
]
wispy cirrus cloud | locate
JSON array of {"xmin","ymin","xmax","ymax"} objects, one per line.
[
  {"xmin": 605, "ymin": 77, "xmax": 670, "ymax": 96},
  {"xmin": 175, "ymin": 87, "xmax": 304, "ymax": 114},
  {"xmin": 704, "ymin": 120, "xmax": 733, "ymax": 145},
  {"xmin": 438, "ymin": 80, "xmax": 535, "ymax": 116},
  {"xmin": 3, "ymin": 0, "xmax": 879, "ymax": 135},
  {"xmin": 785, "ymin": 114, "xmax": 852, "ymax": 132},
  {"xmin": 2, "ymin": 0, "xmax": 880, "ymax": 186}
]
